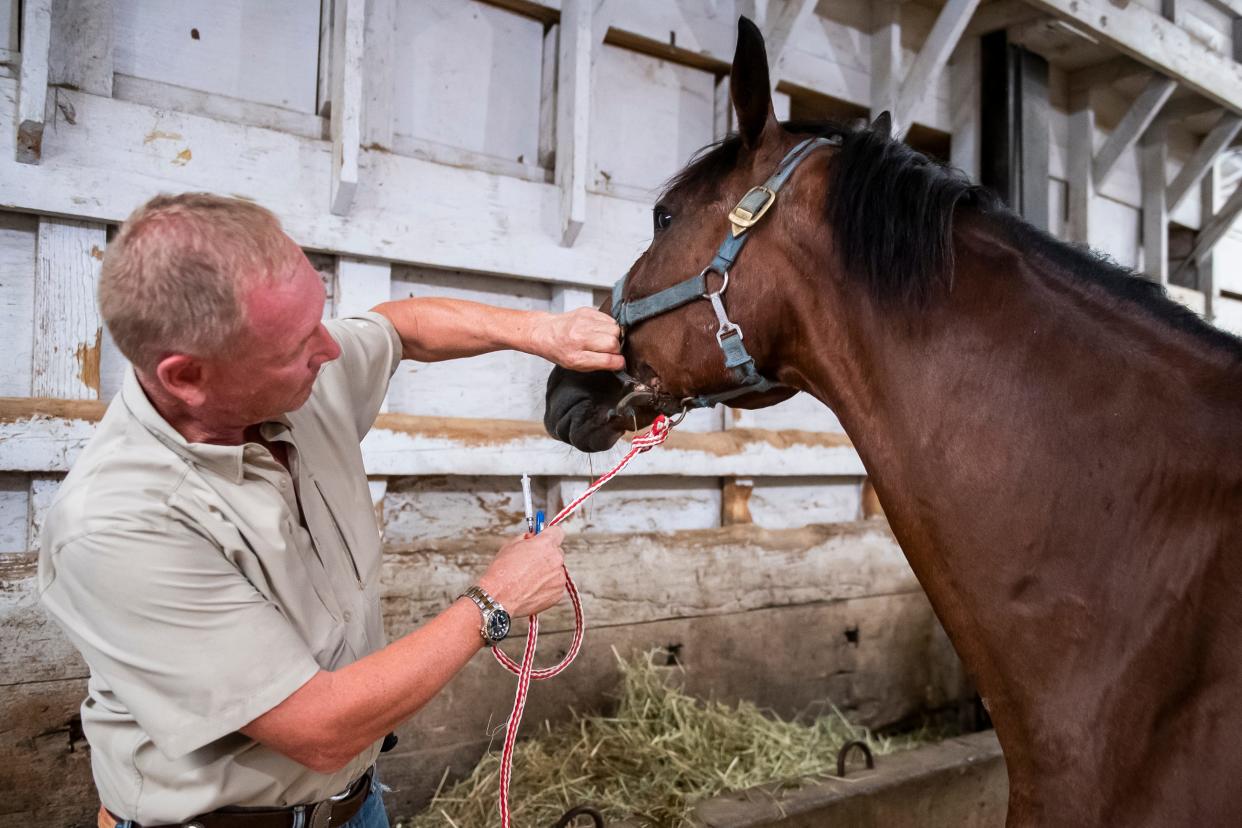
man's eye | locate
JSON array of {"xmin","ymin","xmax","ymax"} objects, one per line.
[{"xmin": 653, "ymin": 207, "xmax": 673, "ymax": 232}]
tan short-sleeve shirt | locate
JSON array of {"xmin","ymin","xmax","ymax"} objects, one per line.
[{"xmin": 38, "ymin": 312, "xmax": 403, "ymax": 823}]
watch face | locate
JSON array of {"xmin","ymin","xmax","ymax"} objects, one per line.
[{"xmin": 487, "ymin": 609, "xmax": 511, "ymax": 642}]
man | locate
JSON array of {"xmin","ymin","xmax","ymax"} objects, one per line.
[{"xmin": 37, "ymin": 193, "xmax": 624, "ymax": 827}]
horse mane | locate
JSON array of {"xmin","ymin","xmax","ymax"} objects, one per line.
[{"xmin": 663, "ymin": 119, "xmax": 1242, "ymax": 357}]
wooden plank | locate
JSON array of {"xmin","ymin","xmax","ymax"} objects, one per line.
[
  {"xmin": 16, "ymin": 0, "xmax": 51, "ymax": 164},
  {"xmin": 318, "ymin": 0, "xmax": 334, "ymax": 116},
  {"xmin": 555, "ymin": 0, "xmax": 591, "ymax": 246},
  {"xmin": 112, "ymin": 74, "xmax": 324, "ymax": 141},
  {"xmin": 720, "ymin": 477, "xmax": 754, "ymax": 526},
  {"xmin": 1166, "ymin": 112, "xmax": 1242, "ymax": 213},
  {"xmin": 0, "ymin": 398, "xmax": 865, "ymax": 478},
  {"xmin": 1092, "ymin": 73, "xmax": 1176, "ymax": 188},
  {"xmin": 870, "ymin": 0, "xmax": 901, "ymax": 121},
  {"xmin": 1201, "ymin": 159, "xmax": 1220, "ymax": 321},
  {"xmin": 1179, "ymin": 176, "xmax": 1242, "ymax": 276},
  {"xmin": 0, "ymin": 79, "xmax": 651, "ymax": 289},
  {"xmin": 538, "ymin": 21, "xmax": 558, "ymax": 169},
  {"xmin": 1067, "ymin": 90, "xmax": 1096, "ymax": 244},
  {"xmin": 893, "ymin": 0, "xmax": 983, "ymax": 140},
  {"xmin": 0, "ymin": 211, "xmax": 36, "ymax": 398},
  {"xmin": 48, "ymin": 0, "xmax": 113, "ymax": 97},
  {"xmin": 1024, "ymin": 0, "xmax": 1242, "ymax": 116},
  {"xmin": 361, "ymin": 0, "xmax": 395, "ymax": 150},
  {"xmin": 949, "ymin": 36, "xmax": 982, "ymax": 181},
  {"xmin": 329, "ymin": 0, "xmax": 364, "ymax": 215},
  {"xmin": 32, "ymin": 219, "xmax": 104, "ymax": 400},
  {"xmin": 334, "ymin": 256, "xmax": 390, "ymax": 317},
  {"xmin": 1141, "ymin": 123, "xmax": 1169, "ymax": 283},
  {"xmin": 964, "ymin": 0, "xmax": 1045, "ymax": 36}
]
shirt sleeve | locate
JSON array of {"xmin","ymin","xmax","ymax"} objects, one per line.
[
  {"xmin": 38, "ymin": 525, "xmax": 322, "ymax": 760},
  {"xmin": 319, "ymin": 311, "xmax": 404, "ymax": 442}
]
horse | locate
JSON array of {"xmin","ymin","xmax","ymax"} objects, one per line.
[{"xmin": 543, "ymin": 16, "xmax": 1242, "ymax": 827}]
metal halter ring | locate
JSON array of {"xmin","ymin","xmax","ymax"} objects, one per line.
[{"xmin": 699, "ymin": 265, "xmax": 730, "ymax": 296}]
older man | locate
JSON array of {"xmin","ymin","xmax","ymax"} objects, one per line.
[{"xmin": 37, "ymin": 193, "xmax": 623, "ymax": 827}]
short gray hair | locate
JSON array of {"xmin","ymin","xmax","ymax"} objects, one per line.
[{"xmin": 99, "ymin": 193, "xmax": 292, "ymax": 375}]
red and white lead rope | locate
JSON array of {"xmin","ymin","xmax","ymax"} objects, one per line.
[{"xmin": 492, "ymin": 414, "xmax": 674, "ymax": 827}]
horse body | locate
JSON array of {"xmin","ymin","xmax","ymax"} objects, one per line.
[
  {"xmin": 790, "ymin": 215, "xmax": 1242, "ymax": 825},
  {"xmin": 543, "ymin": 17, "xmax": 1242, "ymax": 824}
]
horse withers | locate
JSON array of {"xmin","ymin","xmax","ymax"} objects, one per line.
[{"xmin": 543, "ymin": 16, "xmax": 1242, "ymax": 828}]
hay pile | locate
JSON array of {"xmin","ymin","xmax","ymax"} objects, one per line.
[{"xmin": 399, "ymin": 650, "xmax": 940, "ymax": 828}]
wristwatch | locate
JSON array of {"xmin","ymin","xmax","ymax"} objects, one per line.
[{"xmin": 460, "ymin": 585, "xmax": 511, "ymax": 646}]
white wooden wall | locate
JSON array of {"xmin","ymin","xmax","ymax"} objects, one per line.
[{"xmin": 2, "ymin": 0, "xmax": 1242, "ymax": 557}]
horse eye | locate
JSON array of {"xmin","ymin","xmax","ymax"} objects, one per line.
[{"xmin": 653, "ymin": 207, "xmax": 673, "ymax": 232}]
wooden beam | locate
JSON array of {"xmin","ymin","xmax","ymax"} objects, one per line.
[
  {"xmin": 870, "ymin": 0, "xmax": 901, "ymax": 121},
  {"xmin": 1166, "ymin": 112, "xmax": 1242, "ymax": 214},
  {"xmin": 555, "ymin": 0, "xmax": 591, "ymax": 246},
  {"xmin": 1201, "ymin": 161, "xmax": 1220, "ymax": 321},
  {"xmin": 317, "ymin": 0, "xmax": 334, "ymax": 117},
  {"xmin": 329, "ymin": 0, "xmax": 363, "ymax": 215},
  {"xmin": 893, "ymin": 0, "xmax": 983, "ymax": 140},
  {"xmin": 1022, "ymin": 0, "xmax": 1242, "ymax": 116},
  {"xmin": 964, "ymin": 0, "xmax": 1044, "ymax": 36},
  {"xmin": 16, "ymin": 0, "xmax": 51, "ymax": 164},
  {"xmin": 0, "ymin": 400, "xmax": 866, "ymax": 478},
  {"xmin": 762, "ymin": 0, "xmax": 819, "ymax": 87},
  {"xmin": 1067, "ymin": 90, "xmax": 1096, "ymax": 245},
  {"xmin": 1180, "ymin": 178, "xmax": 1242, "ymax": 277},
  {"xmin": 950, "ymin": 36, "xmax": 982, "ymax": 181},
  {"xmin": 1140, "ymin": 123, "xmax": 1168, "ymax": 284},
  {"xmin": 361, "ymin": 0, "xmax": 395, "ymax": 150},
  {"xmin": 1092, "ymin": 73, "xmax": 1176, "ymax": 189},
  {"xmin": 721, "ymin": 478, "xmax": 755, "ymax": 525},
  {"xmin": 537, "ymin": 22, "xmax": 558, "ymax": 169},
  {"xmin": 48, "ymin": 0, "xmax": 113, "ymax": 97}
]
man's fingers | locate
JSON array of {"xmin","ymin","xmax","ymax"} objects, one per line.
[{"xmin": 584, "ymin": 333, "xmax": 622, "ymax": 354}]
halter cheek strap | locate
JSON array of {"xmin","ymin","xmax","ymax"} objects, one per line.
[{"xmin": 610, "ymin": 135, "xmax": 839, "ymax": 413}]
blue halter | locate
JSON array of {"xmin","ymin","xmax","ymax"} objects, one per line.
[{"xmin": 609, "ymin": 135, "xmax": 839, "ymax": 421}]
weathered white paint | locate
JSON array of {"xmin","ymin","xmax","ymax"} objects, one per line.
[
  {"xmin": 949, "ymin": 36, "xmax": 981, "ymax": 181},
  {"xmin": 361, "ymin": 0, "xmax": 395, "ymax": 150},
  {"xmin": 33, "ymin": 219, "xmax": 104, "ymax": 399},
  {"xmin": 1167, "ymin": 112, "xmax": 1242, "ymax": 213},
  {"xmin": 870, "ymin": 0, "xmax": 900, "ymax": 121},
  {"xmin": 0, "ymin": 212, "xmax": 34, "ymax": 398},
  {"xmin": 760, "ymin": 0, "xmax": 820, "ymax": 87},
  {"xmin": 589, "ymin": 44, "xmax": 715, "ymax": 199},
  {"xmin": 0, "ymin": 472, "xmax": 26, "ymax": 552},
  {"xmin": 730, "ymin": 391, "xmax": 845, "ymax": 433},
  {"xmin": 329, "ymin": 0, "xmax": 363, "ymax": 215},
  {"xmin": 1141, "ymin": 123, "xmax": 1169, "ymax": 283},
  {"xmin": 749, "ymin": 477, "xmax": 863, "ymax": 528},
  {"xmin": 112, "ymin": 0, "xmax": 320, "ymax": 114},
  {"xmin": 556, "ymin": 0, "xmax": 592, "ymax": 244},
  {"xmin": 335, "ymin": 256, "xmax": 391, "ymax": 317},
  {"xmin": 49, "ymin": 0, "xmax": 113, "ymax": 97},
  {"xmin": 16, "ymin": 0, "xmax": 51, "ymax": 164},
  {"xmin": 1067, "ymin": 90, "xmax": 1096, "ymax": 245}
]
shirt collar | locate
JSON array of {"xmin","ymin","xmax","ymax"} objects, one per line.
[{"xmin": 121, "ymin": 368, "xmax": 292, "ymax": 484}]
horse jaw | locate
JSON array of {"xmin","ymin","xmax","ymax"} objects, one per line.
[{"xmin": 543, "ymin": 367, "xmax": 627, "ymax": 452}]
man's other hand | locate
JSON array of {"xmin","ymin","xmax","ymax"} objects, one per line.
[
  {"xmin": 533, "ymin": 308, "xmax": 624, "ymax": 372},
  {"xmin": 477, "ymin": 526, "xmax": 567, "ymax": 617}
]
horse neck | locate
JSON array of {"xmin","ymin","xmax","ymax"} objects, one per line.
[{"xmin": 784, "ymin": 216, "xmax": 1242, "ymax": 815}]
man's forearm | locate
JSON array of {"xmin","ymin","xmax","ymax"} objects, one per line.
[
  {"xmin": 373, "ymin": 298, "xmax": 543, "ymax": 362},
  {"xmin": 242, "ymin": 598, "xmax": 485, "ymax": 773}
]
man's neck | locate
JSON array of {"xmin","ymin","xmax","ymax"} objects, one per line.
[{"xmin": 136, "ymin": 371, "xmax": 252, "ymax": 446}]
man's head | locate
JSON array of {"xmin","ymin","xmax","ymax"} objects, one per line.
[{"xmin": 100, "ymin": 193, "xmax": 341, "ymax": 429}]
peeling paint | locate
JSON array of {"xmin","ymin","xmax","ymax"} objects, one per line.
[
  {"xmin": 172, "ymin": 148, "xmax": 192, "ymax": 166},
  {"xmin": 88, "ymin": 246, "xmax": 103, "ymax": 261},
  {"xmin": 142, "ymin": 129, "xmax": 183, "ymax": 145},
  {"xmin": 74, "ymin": 330, "xmax": 101, "ymax": 394}
]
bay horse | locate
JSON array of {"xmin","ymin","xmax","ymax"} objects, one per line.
[{"xmin": 543, "ymin": 17, "xmax": 1242, "ymax": 827}]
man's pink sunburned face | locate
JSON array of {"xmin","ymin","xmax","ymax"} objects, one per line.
[{"xmin": 205, "ymin": 240, "xmax": 342, "ymax": 425}]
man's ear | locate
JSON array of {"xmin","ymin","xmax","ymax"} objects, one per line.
[
  {"xmin": 730, "ymin": 17, "xmax": 778, "ymax": 149},
  {"xmin": 870, "ymin": 111, "xmax": 893, "ymax": 138},
  {"xmin": 154, "ymin": 353, "xmax": 208, "ymax": 408}
]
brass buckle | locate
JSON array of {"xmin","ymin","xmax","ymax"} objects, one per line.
[{"xmin": 728, "ymin": 186, "xmax": 776, "ymax": 237}]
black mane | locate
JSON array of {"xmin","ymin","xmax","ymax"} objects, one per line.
[{"xmin": 662, "ymin": 119, "xmax": 1242, "ymax": 357}]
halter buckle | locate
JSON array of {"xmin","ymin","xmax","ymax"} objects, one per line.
[{"xmin": 728, "ymin": 186, "xmax": 776, "ymax": 237}]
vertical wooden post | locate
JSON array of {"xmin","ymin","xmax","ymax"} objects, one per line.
[
  {"xmin": 362, "ymin": 0, "xmax": 395, "ymax": 151},
  {"xmin": 29, "ymin": 218, "xmax": 106, "ymax": 549},
  {"xmin": 1141, "ymin": 123, "xmax": 1169, "ymax": 284},
  {"xmin": 16, "ymin": 0, "xmax": 52, "ymax": 164},
  {"xmin": 949, "ymin": 36, "xmax": 981, "ymax": 181},
  {"xmin": 1067, "ymin": 88, "xmax": 1096, "ymax": 245},
  {"xmin": 48, "ymin": 0, "xmax": 114, "ymax": 97},
  {"xmin": 980, "ymin": 32, "xmax": 1049, "ymax": 229},
  {"xmin": 538, "ymin": 22, "xmax": 559, "ymax": 170},
  {"xmin": 861, "ymin": 477, "xmax": 886, "ymax": 520},
  {"xmin": 721, "ymin": 478, "xmax": 754, "ymax": 526},
  {"xmin": 1200, "ymin": 159, "xmax": 1220, "ymax": 320},
  {"xmin": 870, "ymin": 0, "xmax": 900, "ymax": 121},
  {"xmin": 330, "ymin": 0, "xmax": 364, "ymax": 215},
  {"xmin": 556, "ymin": 0, "xmax": 592, "ymax": 247}
]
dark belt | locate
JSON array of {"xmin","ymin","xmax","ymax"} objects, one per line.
[{"xmin": 105, "ymin": 767, "xmax": 373, "ymax": 828}]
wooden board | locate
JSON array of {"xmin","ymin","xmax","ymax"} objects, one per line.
[{"xmin": 0, "ymin": 211, "xmax": 34, "ymax": 397}]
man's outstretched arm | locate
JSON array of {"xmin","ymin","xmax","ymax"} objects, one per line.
[{"xmin": 372, "ymin": 298, "xmax": 624, "ymax": 372}]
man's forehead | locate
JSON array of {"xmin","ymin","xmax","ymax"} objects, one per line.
[{"xmin": 242, "ymin": 248, "xmax": 322, "ymax": 332}]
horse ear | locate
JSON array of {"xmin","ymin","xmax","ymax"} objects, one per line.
[
  {"xmin": 870, "ymin": 111, "xmax": 893, "ymax": 138},
  {"xmin": 730, "ymin": 17, "xmax": 778, "ymax": 149}
]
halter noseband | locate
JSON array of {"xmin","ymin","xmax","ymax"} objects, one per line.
[{"xmin": 609, "ymin": 135, "xmax": 839, "ymax": 424}]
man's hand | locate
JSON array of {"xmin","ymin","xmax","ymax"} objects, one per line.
[
  {"xmin": 477, "ymin": 526, "xmax": 567, "ymax": 617},
  {"xmin": 531, "ymin": 308, "xmax": 625, "ymax": 372}
]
